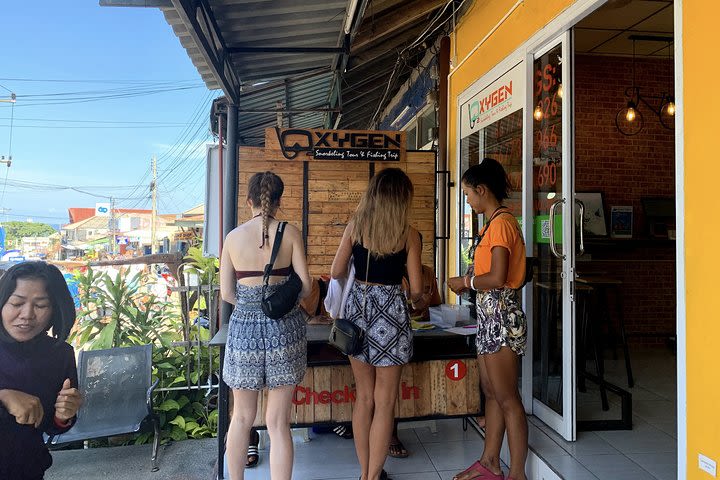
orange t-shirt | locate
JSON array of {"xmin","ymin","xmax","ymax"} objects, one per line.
[{"xmin": 473, "ymin": 213, "xmax": 526, "ymax": 289}]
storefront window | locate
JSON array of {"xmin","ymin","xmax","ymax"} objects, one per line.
[
  {"xmin": 458, "ymin": 110, "xmax": 523, "ymax": 302},
  {"xmin": 531, "ymin": 44, "xmax": 564, "ymax": 414}
]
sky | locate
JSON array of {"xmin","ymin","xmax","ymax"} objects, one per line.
[{"xmin": 0, "ymin": 1, "xmax": 218, "ymax": 227}]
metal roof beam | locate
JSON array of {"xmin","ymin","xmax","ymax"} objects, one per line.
[
  {"xmin": 170, "ymin": 0, "xmax": 241, "ymax": 104},
  {"xmin": 228, "ymin": 46, "xmax": 348, "ymax": 54},
  {"xmin": 351, "ymin": 0, "xmax": 445, "ymax": 52},
  {"xmin": 238, "ymin": 107, "xmax": 341, "ymax": 113}
]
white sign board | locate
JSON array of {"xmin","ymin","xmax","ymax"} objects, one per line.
[
  {"xmin": 203, "ymin": 145, "xmax": 220, "ymax": 258},
  {"xmin": 95, "ymin": 203, "xmax": 111, "ymax": 217},
  {"xmin": 460, "ymin": 61, "xmax": 525, "ymax": 138}
]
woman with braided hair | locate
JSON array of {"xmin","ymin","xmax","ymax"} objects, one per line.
[{"xmin": 220, "ymin": 171, "xmax": 312, "ymax": 480}]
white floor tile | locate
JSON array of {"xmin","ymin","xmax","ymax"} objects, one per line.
[
  {"xmin": 627, "ymin": 453, "xmax": 678, "ymax": 480},
  {"xmin": 541, "ymin": 455, "xmax": 599, "ymax": 480},
  {"xmin": 414, "ymin": 418, "xmax": 483, "ymax": 444},
  {"xmin": 424, "ymin": 440, "xmax": 486, "ymax": 472},
  {"xmin": 575, "ymin": 454, "xmax": 657, "ymax": 480}
]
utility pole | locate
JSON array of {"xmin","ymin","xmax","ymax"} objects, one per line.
[
  {"xmin": 150, "ymin": 155, "xmax": 157, "ymax": 254},
  {"xmin": 110, "ymin": 197, "xmax": 116, "ymax": 254}
]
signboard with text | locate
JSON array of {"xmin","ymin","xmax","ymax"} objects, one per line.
[
  {"xmin": 460, "ymin": 61, "xmax": 525, "ymax": 138},
  {"xmin": 265, "ymin": 128, "xmax": 406, "ymax": 162},
  {"xmin": 251, "ymin": 358, "xmax": 480, "ymax": 426}
]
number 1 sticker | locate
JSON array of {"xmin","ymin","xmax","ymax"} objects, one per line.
[{"xmin": 445, "ymin": 360, "xmax": 467, "ymax": 381}]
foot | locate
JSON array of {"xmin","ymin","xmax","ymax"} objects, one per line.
[
  {"xmin": 453, "ymin": 460, "xmax": 504, "ymax": 480},
  {"xmin": 246, "ymin": 430, "xmax": 259, "ymax": 468},
  {"xmin": 333, "ymin": 424, "xmax": 353, "ymax": 439},
  {"xmin": 387, "ymin": 436, "xmax": 409, "ymax": 458}
]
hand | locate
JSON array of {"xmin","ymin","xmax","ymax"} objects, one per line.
[
  {"xmin": 54, "ymin": 379, "xmax": 82, "ymax": 422},
  {"xmin": 0, "ymin": 389, "xmax": 44, "ymax": 427},
  {"xmin": 448, "ymin": 276, "xmax": 469, "ymax": 295}
]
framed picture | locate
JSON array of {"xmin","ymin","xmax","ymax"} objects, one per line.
[
  {"xmin": 610, "ymin": 206, "xmax": 633, "ymax": 238},
  {"xmin": 575, "ymin": 192, "xmax": 607, "ymax": 236}
]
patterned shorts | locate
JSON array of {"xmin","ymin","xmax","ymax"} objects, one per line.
[
  {"xmin": 475, "ymin": 287, "xmax": 527, "ymax": 356},
  {"xmin": 223, "ymin": 282, "xmax": 307, "ymax": 390},
  {"xmin": 345, "ymin": 283, "xmax": 413, "ymax": 367}
]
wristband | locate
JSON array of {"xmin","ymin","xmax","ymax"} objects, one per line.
[
  {"xmin": 464, "ymin": 275, "xmax": 470, "ymax": 289},
  {"xmin": 470, "ymin": 275, "xmax": 478, "ymax": 291}
]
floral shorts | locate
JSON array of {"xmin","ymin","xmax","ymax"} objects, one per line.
[{"xmin": 475, "ymin": 288, "xmax": 527, "ymax": 355}]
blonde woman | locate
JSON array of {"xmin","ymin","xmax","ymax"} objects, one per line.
[
  {"xmin": 220, "ymin": 171, "xmax": 312, "ymax": 480},
  {"xmin": 331, "ymin": 168, "xmax": 426, "ymax": 480}
]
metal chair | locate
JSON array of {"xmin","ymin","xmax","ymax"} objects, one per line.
[{"xmin": 48, "ymin": 344, "xmax": 160, "ymax": 471}]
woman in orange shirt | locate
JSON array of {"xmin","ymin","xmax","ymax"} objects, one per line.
[{"xmin": 448, "ymin": 158, "xmax": 528, "ymax": 480}]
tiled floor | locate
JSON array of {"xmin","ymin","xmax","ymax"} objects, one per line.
[
  {"xmin": 238, "ymin": 418, "xmax": 509, "ymax": 480},
  {"xmin": 533, "ymin": 347, "xmax": 678, "ymax": 480}
]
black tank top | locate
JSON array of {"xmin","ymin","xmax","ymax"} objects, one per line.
[{"xmin": 352, "ymin": 243, "xmax": 407, "ymax": 285}]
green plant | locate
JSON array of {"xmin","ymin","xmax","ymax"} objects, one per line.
[
  {"xmin": 71, "ymin": 267, "xmax": 219, "ymax": 444},
  {"xmin": 183, "ymin": 246, "xmax": 219, "ymax": 311}
]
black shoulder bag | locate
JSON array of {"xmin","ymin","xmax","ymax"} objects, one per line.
[
  {"xmin": 328, "ymin": 253, "xmax": 369, "ymax": 356},
  {"xmin": 261, "ymin": 222, "xmax": 303, "ymax": 319}
]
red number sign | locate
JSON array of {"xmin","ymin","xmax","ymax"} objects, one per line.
[{"xmin": 445, "ymin": 360, "xmax": 467, "ymax": 381}]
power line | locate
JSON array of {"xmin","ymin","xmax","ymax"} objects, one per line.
[
  {"xmin": 0, "ymin": 124, "xmax": 202, "ymax": 129},
  {"xmin": 0, "ymin": 117, "xmax": 196, "ymax": 125},
  {"xmin": 0, "ymin": 78, "xmax": 200, "ymax": 84}
]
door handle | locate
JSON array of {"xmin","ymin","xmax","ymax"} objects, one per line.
[
  {"xmin": 575, "ymin": 199, "xmax": 585, "ymax": 257},
  {"xmin": 549, "ymin": 199, "xmax": 565, "ymax": 259}
]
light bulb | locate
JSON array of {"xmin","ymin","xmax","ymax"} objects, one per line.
[
  {"xmin": 533, "ymin": 104, "xmax": 543, "ymax": 121},
  {"xmin": 666, "ymin": 101, "xmax": 676, "ymax": 116},
  {"xmin": 557, "ymin": 83, "xmax": 563, "ymax": 99},
  {"xmin": 625, "ymin": 106, "xmax": 636, "ymax": 122}
]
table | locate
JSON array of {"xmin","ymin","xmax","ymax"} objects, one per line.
[{"xmin": 210, "ymin": 324, "xmax": 482, "ymax": 478}]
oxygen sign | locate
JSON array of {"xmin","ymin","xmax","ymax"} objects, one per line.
[{"xmin": 460, "ymin": 61, "xmax": 525, "ymax": 138}]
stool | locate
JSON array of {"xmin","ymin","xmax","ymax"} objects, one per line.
[
  {"xmin": 575, "ymin": 282, "xmax": 610, "ymax": 410},
  {"xmin": 576, "ymin": 276, "xmax": 634, "ymax": 388}
]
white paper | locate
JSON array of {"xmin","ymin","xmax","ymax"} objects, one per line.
[{"xmin": 444, "ymin": 326, "xmax": 477, "ymax": 336}]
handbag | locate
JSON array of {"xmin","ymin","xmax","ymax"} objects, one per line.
[
  {"xmin": 261, "ymin": 222, "xmax": 303, "ymax": 319},
  {"xmin": 328, "ymin": 253, "xmax": 370, "ymax": 355}
]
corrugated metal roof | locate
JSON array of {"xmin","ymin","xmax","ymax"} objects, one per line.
[{"xmin": 158, "ymin": 0, "xmax": 463, "ymax": 145}]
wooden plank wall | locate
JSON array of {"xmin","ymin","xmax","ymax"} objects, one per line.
[
  {"xmin": 236, "ymin": 146, "xmax": 436, "ymax": 277},
  {"xmin": 251, "ymin": 359, "xmax": 481, "ymax": 427}
]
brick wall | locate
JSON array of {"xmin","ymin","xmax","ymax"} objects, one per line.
[{"xmin": 575, "ymin": 54, "xmax": 676, "ymax": 346}]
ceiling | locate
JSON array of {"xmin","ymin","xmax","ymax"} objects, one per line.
[
  {"xmin": 575, "ymin": 0, "xmax": 674, "ymax": 57},
  {"xmin": 147, "ymin": 0, "xmax": 463, "ymax": 144}
]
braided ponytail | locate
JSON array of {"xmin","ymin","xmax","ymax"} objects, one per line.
[
  {"xmin": 247, "ymin": 171, "xmax": 284, "ymax": 249},
  {"xmin": 259, "ymin": 172, "xmax": 272, "ymax": 248}
]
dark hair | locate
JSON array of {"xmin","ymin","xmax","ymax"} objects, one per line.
[
  {"xmin": 0, "ymin": 261, "xmax": 76, "ymax": 343},
  {"xmin": 461, "ymin": 158, "xmax": 511, "ymax": 201},
  {"xmin": 247, "ymin": 171, "xmax": 284, "ymax": 248}
]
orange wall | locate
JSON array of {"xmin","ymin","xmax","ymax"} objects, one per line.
[
  {"xmin": 684, "ymin": 1, "xmax": 720, "ymax": 477},
  {"xmin": 447, "ymin": 0, "xmax": 574, "ymax": 281}
]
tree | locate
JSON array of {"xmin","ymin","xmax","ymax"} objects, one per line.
[{"xmin": 2, "ymin": 221, "xmax": 57, "ymax": 249}]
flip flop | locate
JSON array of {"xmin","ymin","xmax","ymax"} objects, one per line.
[
  {"xmin": 453, "ymin": 460, "xmax": 504, "ymax": 480},
  {"xmin": 333, "ymin": 424, "xmax": 354, "ymax": 439},
  {"xmin": 388, "ymin": 439, "xmax": 409, "ymax": 458},
  {"xmin": 246, "ymin": 429, "xmax": 260, "ymax": 468}
]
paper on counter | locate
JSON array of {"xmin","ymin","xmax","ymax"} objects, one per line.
[{"xmin": 444, "ymin": 326, "xmax": 477, "ymax": 336}]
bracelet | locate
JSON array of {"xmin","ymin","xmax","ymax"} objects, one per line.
[
  {"xmin": 470, "ymin": 275, "xmax": 478, "ymax": 291},
  {"xmin": 464, "ymin": 275, "xmax": 470, "ymax": 289}
]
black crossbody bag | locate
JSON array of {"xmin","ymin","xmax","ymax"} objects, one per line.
[
  {"xmin": 261, "ymin": 222, "xmax": 303, "ymax": 319},
  {"xmin": 328, "ymin": 254, "xmax": 369, "ymax": 356}
]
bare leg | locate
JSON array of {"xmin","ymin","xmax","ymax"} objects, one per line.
[
  {"xmin": 477, "ymin": 354, "xmax": 505, "ymax": 476},
  {"xmin": 484, "ymin": 347, "xmax": 528, "ymax": 480},
  {"xmin": 367, "ymin": 365, "xmax": 403, "ymax": 480},
  {"xmin": 227, "ymin": 389, "xmax": 259, "ymax": 480},
  {"xmin": 350, "ymin": 356, "xmax": 376, "ymax": 480},
  {"xmin": 265, "ymin": 385, "xmax": 296, "ymax": 480}
]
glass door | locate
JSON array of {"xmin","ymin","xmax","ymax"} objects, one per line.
[{"xmin": 527, "ymin": 32, "xmax": 577, "ymax": 441}]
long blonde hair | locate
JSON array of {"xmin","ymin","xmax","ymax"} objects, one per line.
[{"xmin": 351, "ymin": 168, "xmax": 414, "ymax": 256}]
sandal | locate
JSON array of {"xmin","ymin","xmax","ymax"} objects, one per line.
[
  {"xmin": 333, "ymin": 424, "xmax": 353, "ymax": 439},
  {"xmin": 387, "ymin": 438, "xmax": 409, "ymax": 458},
  {"xmin": 453, "ymin": 460, "xmax": 504, "ymax": 480},
  {"xmin": 246, "ymin": 430, "xmax": 260, "ymax": 468}
]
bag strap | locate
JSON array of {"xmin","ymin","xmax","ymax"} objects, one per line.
[
  {"xmin": 362, "ymin": 251, "xmax": 370, "ymax": 320},
  {"xmin": 263, "ymin": 222, "xmax": 286, "ymax": 288}
]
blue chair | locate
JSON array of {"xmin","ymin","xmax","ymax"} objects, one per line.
[{"xmin": 48, "ymin": 344, "xmax": 160, "ymax": 471}]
